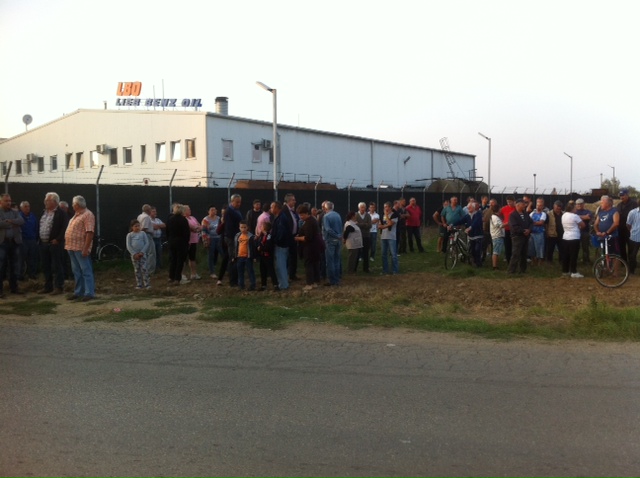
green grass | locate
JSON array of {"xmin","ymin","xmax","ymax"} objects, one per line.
[
  {"xmin": 570, "ymin": 296, "xmax": 640, "ymax": 340},
  {"xmin": 0, "ymin": 297, "xmax": 57, "ymax": 316}
]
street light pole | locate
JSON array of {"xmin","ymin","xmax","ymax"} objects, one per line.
[
  {"xmin": 257, "ymin": 81, "xmax": 278, "ymax": 201},
  {"xmin": 478, "ymin": 132, "xmax": 491, "ymax": 198},
  {"xmin": 563, "ymin": 152, "xmax": 573, "ymax": 198},
  {"xmin": 533, "ymin": 173, "xmax": 537, "ymax": 195},
  {"xmin": 608, "ymin": 164, "xmax": 616, "ymax": 195}
]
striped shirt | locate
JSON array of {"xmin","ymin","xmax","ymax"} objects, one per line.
[
  {"xmin": 65, "ymin": 209, "xmax": 96, "ymax": 252},
  {"xmin": 627, "ymin": 207, "xmax": 640, "ymax": 243}
]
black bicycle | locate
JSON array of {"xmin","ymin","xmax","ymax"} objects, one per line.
[
  {"xmin": 444, "ymin": 226, "xmax": 471, "ymax": 269},
  {"xmin": 593, "ymin": 235, "xmax": 629, "ymax": 288}
]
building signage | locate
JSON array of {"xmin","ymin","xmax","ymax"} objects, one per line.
[{"xmin": 115, "ymin": 82, "xmax": 202, "ymax": 108}]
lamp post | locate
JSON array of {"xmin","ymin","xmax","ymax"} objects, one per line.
[
  {"xmin": 533, "ymin": 173, "xmax": 537, "ymax": 196},
  {"xmin": 564, "ymin": 152, "xmax": 573, "ymax": 199},
  {"xmin": 256, "ymin": 81, "xmax": 278, "ymax": 200},
  {"xmin": 478, "ymin": 132, "xmax": 491, "ymax": 197},
  {"xmin": 608, "ymin": 164, "xmax": 616, "ymax": 195}
]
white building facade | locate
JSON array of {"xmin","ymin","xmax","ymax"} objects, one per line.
[{"xmin": 0, "ymin": 109, "xmax": 476, "ymax": 189}]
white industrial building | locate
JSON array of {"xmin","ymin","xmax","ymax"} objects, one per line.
[{"xmin": 0, "ymin": 100, "xmax": 476, "ymax": 189}]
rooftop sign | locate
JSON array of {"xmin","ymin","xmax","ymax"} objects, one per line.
[{"xmin": 115, "ymin": 82, "xmax": 202, "ymax": 108}]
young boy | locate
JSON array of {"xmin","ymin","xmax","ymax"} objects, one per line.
[
  {"xmin": 126, "ymin": 219, "xmax": 151, "ymax": 289},
  {"xmin": 232, "ymin": 221, "xmax": 256, "ymax": 290},
  {"xmin": 256, "ymin": 222, "xmax": 279, "ymax": 291}
]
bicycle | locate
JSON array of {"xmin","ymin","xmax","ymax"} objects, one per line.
[
  {"xmin": 592, "ymin": 235, "xmax": 629, "ymax": 288},
  {"xmin": 444, "ymin": 226, "xmax": 471, "ymax": 269},
  {"xmin": 95, "ymin": 236, "xmax": 125, "ymax": 262}
]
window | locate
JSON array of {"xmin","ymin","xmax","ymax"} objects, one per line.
[
  {"xmin": 0, "ymin": 161, "xmax": 6, "ymax": 175},
  {"xmin": 252, "ymin": 144, "xmax": 261, "ymax": 163},
  {"xmin": 65, "ymin": 153, "xmax": 73, "ymax": 170},
  {"xmin": 27, "ymin": 159, "xmax": 32, "ymax": 174},
  {"xmin": 76, "ymin": 152, "xmax": 84, "ymax": 169},
  {"xmin": 51, "ymin": 155, "xmax": 58, "ymax": 172},
  {"xmin": 90, "ymin": 151, "xmax": 99, "ymax": 168},
  {"xmin": 109, "ymin": 148, "xmax": 118, "ymax": 166},
  {"xmin": 222, "ymin": 139, "xmax": 233, "ymax": 161},
  {"xmin": 37, "ymin": 156, "xmax": 44, "ymax": 173},
  {"xmin": 156, "ymin": 142, "xmax": 166, "ymax": 162},
  {"xmin": 141, "ymin": 145, "xmax": 146, "ymax": 163},
  {"xmin": 186, "ymin": 139, "xmax": 195, "ymax": 159},
  {"xmin": 171, "ymin": 141, "xmax": 181, "ymax": 161},
  {"xmin": 124, "ymin": 147, "xmax": 133, "ymax": 165},
  {"xmin": 16, "ymin": 160, "xmax": 22, "ymax": 175}
]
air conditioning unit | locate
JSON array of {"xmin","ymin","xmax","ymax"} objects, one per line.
[
  {"xmin": 96, "ymin": 144, "xmax": 108, "ymax": 154},
  {"xmin": 26, "ymin": 153, "xmax": 36, "ymax": 162},
  {"xmin": 262, "ymin": 139, "xmax": 272, "ymax": 149}
]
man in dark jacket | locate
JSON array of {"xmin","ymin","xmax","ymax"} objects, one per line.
[
  {"xmin": 270, "ymin": 200, "xmax": 293, "ymax": 290},
  {"xmin": 38, "ymin": 192, "xmax": 69, "ymax": 294},
  {"xmin": 508, "ymin": 199, "xmax": 533, "ymax": 274},
  {"xmin": 224, "ymin": 194, "xmax": 243, "ymax": 286},
  {"xmin": 617, "ymin": 189, "xmax": 638, "ymax": 263}
]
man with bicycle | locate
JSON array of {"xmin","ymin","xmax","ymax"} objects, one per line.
[
  {"xmin": 594, "ymin": 195, "xmax": 620, "ymax": 254},
  {"xmin": 440, "ymin": 196, "xmax": 464, "ymax": 253}
]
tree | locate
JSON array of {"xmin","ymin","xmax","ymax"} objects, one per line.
[{"xmin": 601, "ymin": 177, "xmax": 637, "ymax": 197}]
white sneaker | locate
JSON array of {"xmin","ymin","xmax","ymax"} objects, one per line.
[
  {"xmin": 182, "ymin": 275, "xmax": 188, "ymax": 280},
  {"xmin": 303, "ymin": 285, "xmax": 314, "ymax": 291},
  {"xmin": 191, "ymin": 274, "xmax": 201, "ymax": 280},
  {"xmin": 180, "ymin": 278, "xmax": 191, "ymax": 285},
  {"xmin": 571, "ymin": 272, "xmax": 584, "ymax": 278},
  {"xmin": 210, "ymin": 274, "xmax": 218, "ymax": 279}
]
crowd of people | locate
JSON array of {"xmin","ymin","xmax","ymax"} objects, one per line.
[
  {"xmin": 154, "ymin": 194, "xmax": 420, "ymax": 292},
  {"xmin": 2, "ymin": 188, "xmax": 639, "ymax": 299},
  {"xmin": 433, "ymin": 190, "xmax": 639, "ymax": 278}
]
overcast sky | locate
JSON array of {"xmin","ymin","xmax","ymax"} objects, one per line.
[{"xmin": 1, "ymin": 0, "xmax": 638, "ymax": 193}]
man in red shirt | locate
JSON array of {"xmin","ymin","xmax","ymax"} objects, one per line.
[
  {"xmin": 405, "ymin": 197, "xmax": 424, "ymax": 253},
  {"xmin": 500, "ymin": 196, "xmax": 516, "ymax": 263}
]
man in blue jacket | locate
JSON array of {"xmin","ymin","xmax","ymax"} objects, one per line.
[
  {"xmin": 270, "ymin": 201, "xmax": 293, "ymax": 290},
  {"xmin": 322, "ymin": 201, "xmax": 343, "ymax": 286}
]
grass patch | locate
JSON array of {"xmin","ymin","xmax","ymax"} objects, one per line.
[
  {"xmin": 570, "ymin": 296, "xmax": 640, "ymax": 340},
  {"xmin": 0, "ymin": 297, "xmax": 57, "ymax": 316}
]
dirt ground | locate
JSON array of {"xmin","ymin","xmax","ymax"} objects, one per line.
[{"xmin": 4, "ymin": 258, "xmax": 639, "ymax": 341}]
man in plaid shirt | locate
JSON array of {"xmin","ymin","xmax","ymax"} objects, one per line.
[{"xmin": 64, "ymin": 196, "xmax": 96, "ymax": 301}]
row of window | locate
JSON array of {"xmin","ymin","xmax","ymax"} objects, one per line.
[{"xmin": 0, "ymin": 138, "xmax": 273, "ymax": 176}]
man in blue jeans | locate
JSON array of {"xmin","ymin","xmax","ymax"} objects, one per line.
[
  {"xmin": 322, "ymin": 201, "xmax": 343, "ymax": 286},
  {"xmin": 378, "ymin": 201, "xmax": 399, "ymax": 274}
]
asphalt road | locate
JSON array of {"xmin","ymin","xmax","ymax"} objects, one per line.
[{"xmin": 1, "ymin": 324, "xmax": 639, "ymax": 477}]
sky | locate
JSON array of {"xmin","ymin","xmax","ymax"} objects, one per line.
[{"xmin": 1, "ymin": 0, "xmax": 638, "ymax": 194}]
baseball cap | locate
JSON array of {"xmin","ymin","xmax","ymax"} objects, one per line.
[
  {"xmin": 620, "ymin": 189, "xmax": 629, "ymax": 196},
  {"xmin": 576, "ymin": 198, "xmax": 585, "ymax": 204}
]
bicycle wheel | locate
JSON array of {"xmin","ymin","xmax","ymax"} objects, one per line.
[
  {"xmin": 445, "ymin": 244, "xmax": 459, "ymax": 269},
  {"xmin": 98, "ymin": 243, "xmax": 124, "ymax": 261},
  {"xmin": 593, "ymin": 255, "xmax": 629, "ymax": 288}
]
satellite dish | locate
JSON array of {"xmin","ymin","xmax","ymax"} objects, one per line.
[{"xmin": 23, "ymin": 114, "xmax": 33, "ymax": 125}]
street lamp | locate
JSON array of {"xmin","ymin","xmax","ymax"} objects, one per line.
[
  {"xmin": 533, "ymin": 173, "xmax": 537, "ymax": 195},
  {"xmin": 478, "ymin": 132, "xmax": 491, "ymax": 197},
  {"xmin": 608, "ymin": 164, "xmax": 616, "ymax": 195},
  {"xmin": 377, "ymin": 181, "xmax": 389, "ymax": 209},
  {"xmin": 256, "ymin": 81, "xmax": 278, "ymax": 200},
  {"xmin": 564, "ymin": 152, "xmax": 573, "ymax": 198}
]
